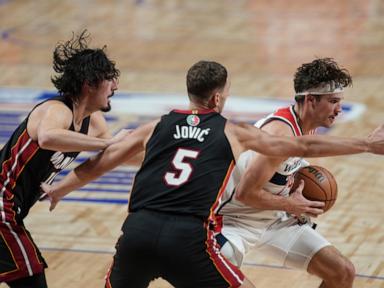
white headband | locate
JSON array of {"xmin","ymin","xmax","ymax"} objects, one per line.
[{"xmin": 295, "ymin": 81, "xmax": 344, "ymax": 96}]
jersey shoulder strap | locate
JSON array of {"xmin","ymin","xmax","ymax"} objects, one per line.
[{"xmin": 259, "ymin": 106, "xmax": 303, "ymax": 136}]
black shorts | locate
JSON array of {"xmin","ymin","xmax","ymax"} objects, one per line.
[
  {"xmin": 105, "ymin": 209, "xmax": 244, "ymax": 288},
  {"xmin": 0, "ymin": 221, "xmax": 47, "ymax": 283}
]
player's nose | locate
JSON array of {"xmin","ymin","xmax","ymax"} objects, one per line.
[
  {"xmin": 335, "ymin": 103, "xmax": 342, "ymax": 114},
  {"xmin": 111, "ymin": 78, "xmax": 118, "ymax": 90}
]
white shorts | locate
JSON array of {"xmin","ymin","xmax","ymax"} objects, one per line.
[{"xmin": 220, "ymin": 216, "xmax": 331, "ymax": 270}]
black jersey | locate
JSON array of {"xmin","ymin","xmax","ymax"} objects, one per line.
[
  {"xmin": 129, "ymin": 109, "xmax": 235, "ymax": 219},
  {"xmin": 0, "ymin": 96, "xmax": 90, "ymax": 221}
]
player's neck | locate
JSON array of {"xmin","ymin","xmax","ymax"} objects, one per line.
[
  {"xmin": 293, "ymin": 104, "xmax": 317, "ymax": 135},
  {"xmin": 188, "ymin": 101, "xmax": 218, "ymax": 112},
  {"xmin": 72, "ymin": 101, "xmax": 91, "ymax": 126}
]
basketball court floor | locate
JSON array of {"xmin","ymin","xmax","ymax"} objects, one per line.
[{"xmin": 1, "ymin": 1, "xmax": 384, "ymax": 287}]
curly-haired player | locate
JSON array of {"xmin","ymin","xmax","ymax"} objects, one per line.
[
  {"xmin": 0, "ymin": 30, "xmax": 119, "ymax": 287},
  {"xmin": 216, "ymin": 58, "xmax": 357, "ymax": 288}
]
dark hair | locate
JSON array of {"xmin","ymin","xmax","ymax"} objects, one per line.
[
  {"xmin": 51, "ymin": 30, "xmax": 120, "ymax": 103},
  {"xmin": 186, "ymin": 60, "xmax": 227, "ymax": 101},
  {"xmin": 294, "ymin": 58, "xmax": 352, "ymax": 102}
]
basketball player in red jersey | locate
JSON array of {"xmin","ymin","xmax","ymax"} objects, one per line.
[
  {"xmin": 216, "ymin": 58, "xmax": 360, "ymax": 288},
  {"xmin": 42, "ymin": 60, "xmax": 384, "ymax": 288},
  {"xmin": 0, "ymin": 30, "xmax": 119, "ymax": 287}
]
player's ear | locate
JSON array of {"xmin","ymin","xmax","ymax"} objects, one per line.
[
  {"xmin": 208, "ymin": 92, "xmax": 220, "ymax": 109},
  {"xmin": 82, "ymin": 81, "xmax": 91, "ymax": 94},
  {"xmin": 305, "ymin": 94, "xmax": 317, "ymax": 109},
  {"xmin": 83, "ymin": 80, "xmax": 97, "ymax": 94},
  {"xmin": 306, "ymin": 94, "xmax": 315, "ymax": 102}
]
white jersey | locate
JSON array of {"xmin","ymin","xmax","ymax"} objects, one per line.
[{"xmin": 217, "ymin": 106, "xmax": 312, "ymax": 264}]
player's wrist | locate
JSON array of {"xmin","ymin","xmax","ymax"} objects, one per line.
[{"xmin": 283, "ymin": 196, "xmax": 295, "ymax": 215}]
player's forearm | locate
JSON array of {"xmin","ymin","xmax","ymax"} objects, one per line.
[
  {"xmin": 38, "ymin": 129, "xmax": 109, "ymax": 152},
  {"xmin": 51, "ymin": 170, "xmax": 88, "ymax": 199},
  {"xmin": 299, "ymin": 135, "xmax": 369, "ymax": 157},
  {"xmin": 123, "ymin": 151, "xmax": 144, "ymax": 167},
  {"xmin": 235, "ymin": 170, "xmax": 290, "ymax": 211},
  {"xmin": 235, "ymin": 186, "xmax": 290, "ymax": 211},
  {"xmin": 258, "ymin": 135, "xmax": 368, "ymax": 158},
  {"xmin": 50, "ymin": 124, "xmax": 150, "ymax": 197},
  {"xmin": 51, "ymin": 156, "xmax": 106, "ymax": 199}
]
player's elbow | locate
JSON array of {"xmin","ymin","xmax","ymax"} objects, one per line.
[
  {"xmin": 37, "ymin": 131, "xmax": 55, "ymax": 149},
  {"xmin": 234, "ymin": 174, "xmax": 253, "ymax": 204},
  {"xmin": 234, "ymin": 187, "xmax": 246, "ymax": 203},
  {"xmin": 234, "ymin": 185, "xmax": 262, "ymax": 208}
]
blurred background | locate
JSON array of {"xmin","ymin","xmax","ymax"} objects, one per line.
[{"xmin": 1, "ymin": 1, "xmax": 383, "ymax": 287}]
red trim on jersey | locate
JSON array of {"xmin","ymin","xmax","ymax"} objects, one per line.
[
  {"xmin": 272, "ymin": 106, "xmax": 303, "ymax": 136},
  {"xmin": 208, "ymin": 161, "xmax": 235, "ymax": 224},
  {"xmin": 214, "ymin": 214, "xmax": 223, "ymax": 233},
  {"xmin": 201, "ymin": 161, "xmax": 244, "ymax": 287},
  {"xmin": 0, "ymin": 130, "xmax": 39, "ymax": 192},
  {"xmin": 0, "ymin": 225, "xmax": 20, "ymax": 277},
  {"xmin": 0, "ymin": 129, "xmax": 43, "ymax": 282},
  {"xmin": 0, "ymin": 129, "xmax": 39, "ymax": 224},
  {"xmin": 21, "ymin": 226, "xmax": 44, "ymax": 266},
  {"xmin": 3, "ymin": 201, "xmax": 17, "ymax": 225},
  {"xmin": 105, "ymin": 260, "xmax": 114, "ymax": 288},
  {"xmin": 0, "ymin": 222, "xmax": 45, "ymax": 282},
  {"xmin": 13, "ymin": 145, "xmax": 40, "ymax": 189},
  {"xmin": 173, "ymin": 109, "xmax": 216, "ymax": 115},
  {"xmin": 205, "ymin": 226, "xmax": 244, "ymax": 287}
]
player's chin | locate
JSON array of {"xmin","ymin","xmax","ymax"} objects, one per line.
[
  {"xmin": 326, "ymin": 117, "xmax": 336, "ymax": 126},
  {"xmin": 101, "ymin": 103, "xmax": 112, "ymax": 112}
]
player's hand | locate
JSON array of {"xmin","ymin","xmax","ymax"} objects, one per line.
[
  {"xmin": 40, "ymin": 183, "xmax": 62, "ymax": 211},
  {"xmin": 287, "ymin": 180, "xmax": 324, "ymax": 218},
  {"xmin": 367, "ymin": 124, "xmax": 384, "ymax": 154},
  {"xmin": 107, "ymin": 129, "xmax": 133, "ymax": 146}
]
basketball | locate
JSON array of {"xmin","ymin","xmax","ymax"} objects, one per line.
[{"xmin": 292, "ymin": 165, "xmax": 338, "ymax": 212}]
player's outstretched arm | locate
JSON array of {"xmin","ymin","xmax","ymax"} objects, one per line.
[
  {"xmin": 295, "ymin": 123, "xmax": 384, "ymax": 156},
  {"xmin": 229, "ymin": 122, "xmax": 384, "ymax": 158},
  {"xmin": 41, "ymin": 120, "xmax": 158, "ymax": 211}
]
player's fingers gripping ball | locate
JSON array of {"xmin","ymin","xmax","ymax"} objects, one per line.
[{"xmin": 292, "ymin": 165, "xmax": 338, "ymax": 212}]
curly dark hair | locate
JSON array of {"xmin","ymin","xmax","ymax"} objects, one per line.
[
  {"xmin": 51, "ymin": 30, "xmax": 120, "ymax": 103},
  {"xmin": 294, "ymin": 58, "xmax": 352, "ymax": 102},
  {"xmin": 186, "ymin": 60, "xmax": 227, "ymax": 101}
]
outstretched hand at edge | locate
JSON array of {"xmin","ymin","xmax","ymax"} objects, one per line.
[{"xmin": 367, "ymin": 124, "xmax": 384, "ymax": 154}]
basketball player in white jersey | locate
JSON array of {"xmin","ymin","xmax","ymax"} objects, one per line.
[{"xmin": 216, "ymin": 58, "xmax": 357, "ymax": 288}]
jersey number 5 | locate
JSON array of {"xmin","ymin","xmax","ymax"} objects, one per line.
[{"xmin": 164, "ymin": 148, "xmax": 199, "ymax": 186}]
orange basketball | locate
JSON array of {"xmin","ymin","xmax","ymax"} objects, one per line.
[{"xmin": 292, "ymin": 165, "xmax": 338, "ymax": 212}]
